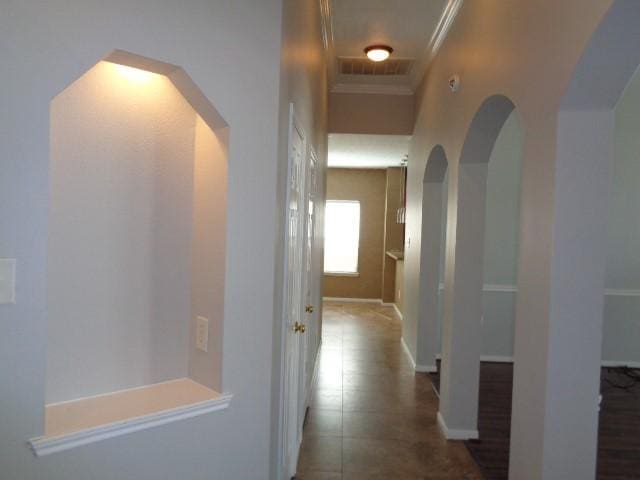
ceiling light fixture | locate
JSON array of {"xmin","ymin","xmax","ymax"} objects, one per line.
[{"xmin": 364, "ymin": 45, "xmax": 393, "ymax": 62}]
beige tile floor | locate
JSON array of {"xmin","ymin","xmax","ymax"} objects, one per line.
[{"xmin": 295, "ymin": 301, "xmax": 484, "ymax": 480}]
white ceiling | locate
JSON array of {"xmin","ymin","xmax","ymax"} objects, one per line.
[
  {"xmin": 328, "ymin": 134, "xmax": 411, "ymax": 168},
  {"xmin": 324, "ymin": 0, "xmax": 460, "ymax": 95}
]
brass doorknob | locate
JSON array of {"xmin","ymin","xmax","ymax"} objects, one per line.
[
  {"xmin": 305, "ymin": 305, "xmax": 314, "ymax": 313},
  {"xmin": 294, "ymin": 321, "xmax": 306, "ymax": 333}
]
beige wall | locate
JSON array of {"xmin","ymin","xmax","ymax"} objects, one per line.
[
  {"xmin": 382, "ymin": 167, "xmax": 405, "ymax": 303},
  {"xmin": 329, "ymin": 92, "xmax": 415, "ymax": 134},
  {"xmin": 324, "ymin": 168, "xmax": 386, "ymax": 299}
]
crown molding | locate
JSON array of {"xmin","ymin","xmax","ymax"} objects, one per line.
[
  {"xmin": 319, "ymin": 0, "xmax": 336, "ymax": 89},
  {"xmin": 411, "ymin": 0, "xmax": 464, "ymax": 90},
  {"xmin": 331, "ymin": 82, "xmax": 414, "ymax": 96}
]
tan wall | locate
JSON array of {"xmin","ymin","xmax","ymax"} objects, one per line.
[
  {"xmin": 324, "ymin": 168, "xmax": 386, "ymax": 299},
  {"xmin": 329, "ymin": 92, "xmax": 415, "ymax": 134},
  {"xmin": 395, "ymin": 259, "xmax": 404, "ymax": 314},
  {"xmin": 382, "ymin": 167, "xmax": 405, "ymax": 302}
]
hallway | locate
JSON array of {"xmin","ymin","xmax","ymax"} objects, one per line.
[{"xmin": 296, "ymin": 301, "xmax": 484, "ymax": 479}]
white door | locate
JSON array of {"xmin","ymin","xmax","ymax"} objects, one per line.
[
  {"xmin": 300, "ymin": 147, "xmax": 318, "ymax": 416},
  {"xmin": 282, "ymin": 105, "xmax": 307, "ymax": 479}
]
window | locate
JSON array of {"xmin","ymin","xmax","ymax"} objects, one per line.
[{"xmin": 324, "ymin": 200, "xmax": 360, "ymax": 274}]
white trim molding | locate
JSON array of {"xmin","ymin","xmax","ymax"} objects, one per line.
[
  {"xmin": 29, "ymin": 393, "xmax": 233, "ymax": 457},
  {"xmin": 401, "ymin": 337, "xmax": 416, "ymax": 370},
  {"xmin": 437, "ymin": 412, "xmax": 479, "ymax": 441},
  {"xmin": 323, "ymin": 297, "xmax": 381, "ymax": 303},
  {"xmin": 601, "ymin": 360, "xmax": 640, "ymax": 368},
  {"xmin": 438, "ymin": 283, "xmax": 518, "ymax": 292},
  {"xmin": 604, "ymin": 288, "xmax": 640, "ymax": 297},
  {"xmin": 416, "ymin": 364, "xmax": 438, "ymax": 373},
  {"xmin": 392, "ymin": 303, "xmax": 403, "ymax": 320},
  {"xmin": 402, "ymin": 337, "xmax": 437, "ymax": 373},
  {"xmin": 481, "ymin": 355, "xmax": 514, "ymax": 363}
]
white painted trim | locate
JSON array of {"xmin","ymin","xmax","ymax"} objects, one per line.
[
  {"xmin": 415, "ymin": 364, "xmax": 438, "ymax": 373},
  {"xmin": 401, "ymin": 337, "xmax": 416, "ymax": 370},
  {"xmin": 380, "ymin": 302, "xmax": 395, "ymax": 307},
  {"xmin": 322, "ymin": 297, "xmax": 381, "ymax": 303},
  {"xmin": 604, "ymin": 288, "xmax": 640, "ymax": 297},
  {"xmin": 481, "ymin": 355, "xmax": 514, "ymax": 363},
  {"xmin": 29, "ymin": 393, "xmax": 233, "ymax": 456},
  {"xmin": 411, "ymin": 0, "xmax": 464, "ymax": 89},
  {"xmin": 331, "ymin": 83, "xmax": 414, "ymax": 96},
  {"xmin": 601, "ymin": 360, "xmax": 640, "ymax": 368},
  {"xmin": 436, "ymin": 412, "xmax": 479, "ymax": 441},
  {"xmin": 392, "ymin": 303, "xmax": 403, "ymax": 320},
  {"xmin": 438, "ymin": 283, "xmax": 518, "ymax": 292},
  {"xmin": 435, "ymin": 354, "xmax": 640, "ymax": 367},
  {"xmin": 435, "ymin": 284, "xmax": 640, "ymax": 297}
]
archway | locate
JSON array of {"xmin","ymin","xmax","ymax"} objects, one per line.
[
  {"xmin": 438, "ymin": 95, "xmax": 519, "ymax": 440},
  {"xmin": 510, "ymin": 1, "xmax": 640, "ymax": 478},
  {"xmin": 416, "ymin": 145, "xmax": 448, "ymax": 373}
]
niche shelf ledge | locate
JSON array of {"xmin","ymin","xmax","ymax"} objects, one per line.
[{"xmin": 28, "ymin": 378, "xmax": 232, "ymax": 457}]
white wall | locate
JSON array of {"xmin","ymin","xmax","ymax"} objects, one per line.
[
  {"xmin": 430, "ymin": 71, "xmax": 640, "ymax": 364},
  {"xmin": 433, "ymin": 111, "xmax": 522, "ymax": 359},
  {"xmin": 271, "ymin": 1, "xmax": 328, "ymax": 477},
  {"xmin": 47, "ymin": 62, "xmax": 196, "ymax": 403},
  {"xmin": 1, "ymin": 1, "xmax": 284, "ymax": 479},
  {"xmin": 189, "ymin": 115, "xmax": 227, "ymax": 391},
  {"xmin": 602, "ymin": 65, "xmax": 640, "ymax": 364}
]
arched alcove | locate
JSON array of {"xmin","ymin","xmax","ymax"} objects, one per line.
[
  {"xmin": 507, "ymin": 2, "xmax": 640, "ymax": 478},
  {"xmin": 416, "ymin": 145, "xmax": 448, "ymax": 371},
  {"xmin": 438, "ymin": 94, "xmax": 521, "ymax": 440},
  {"xmin": 31, "ymin": 51, "xmax": 231, "ymax": 456}
]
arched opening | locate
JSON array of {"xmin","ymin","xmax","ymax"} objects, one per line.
[
  {"xmin": 32, "ymin": 50, "xmax": 231, "ymax": 456},
  {"xmin": 510, "ymin": 2, "xmax": 640, "ymax": 478},
  {"xmin": 416, "ymin": 145, "xmax": 448, "ymax": 373},
  {"xmin": 438, "ymin": 95, "xmax": 522, "ymax": 443}
]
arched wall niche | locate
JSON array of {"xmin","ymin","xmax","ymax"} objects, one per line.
[
  {"xmin": 438, "ymin": 94, "xmax": 520, "ymax": 439},
  {"xmin": 415, "ymin": 145, "xmax": 448, "ymax": 371},
  {"xmin": 35, "ymin": 50, "xmax": 231, "ymax": 456},
  {"xmin": 510, "ymin": 1, "xmax": 640, "ymax": 478}
]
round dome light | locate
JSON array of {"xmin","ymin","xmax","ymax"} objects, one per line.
[{"xmin": 364, "ymin": 45, "xmax": 393, "ymax": 62}]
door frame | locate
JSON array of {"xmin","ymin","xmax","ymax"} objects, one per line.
[{"xmin": 276, "ymin": 103, "xmax": 308, "ymax": 480}]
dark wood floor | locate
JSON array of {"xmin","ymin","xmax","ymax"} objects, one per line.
[{"xmin": 430, "ymin": 362, "xmax": 640, "ymax": 480}]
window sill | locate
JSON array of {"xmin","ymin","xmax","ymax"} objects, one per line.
[
  {"xmin": 28, "ymin": 378, "xmax": 233, "ymax": 457},
  {"xmin": 324, "ymin": 272, "xmax": 360, "ymax": 277}
]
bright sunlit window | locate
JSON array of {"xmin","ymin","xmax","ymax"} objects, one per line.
[{"xmin": 324, "ymin": 200, "xmax": 360, "ymax": 274}]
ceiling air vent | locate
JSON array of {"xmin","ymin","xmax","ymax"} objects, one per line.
[{"xmin": 338, "ymin": 57, "xmax": 414, "ymax": 76}]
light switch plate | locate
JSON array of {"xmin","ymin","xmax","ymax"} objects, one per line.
[
  {"xmin": 0, "ymin": 259, "xmax": 16, "ymax": 304},
  {"xmin": 196, "ymin": 316, "xmax": 209, "ymax": 352}
]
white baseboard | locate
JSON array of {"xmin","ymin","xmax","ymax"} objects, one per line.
[
  {"xmin": 392, "ymin": 303, "xmax": 403, "ymax": 320},
  {"xmin": 415, "ymin": 364, "xmax": 438, "ymax": 373},
  {"xmin": 380, "ymin": 302, "xmax": 394, "ymax": 307},
  {"xmin": 434, "ymin": 354, "xmax": 514, "ymax": 363},
  {"xmin": 481, "ymin": 355, "xmax": 514, "ymax": 363},
  {"xmin": 601, "ymin": 360, "xmax": 640, "ymax": 368},
  {"xmin": 400, "ymin": 337, "xmax": 416, "ymax": 370},
  {"xmin": 436, "ymin": 412, "xmax": 479, "ymax": 441},
  {"xmin": 322, "ymin": 297, "xmax": 381, "ymax": 303}
]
